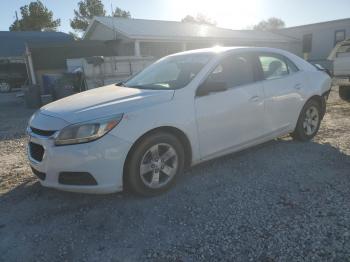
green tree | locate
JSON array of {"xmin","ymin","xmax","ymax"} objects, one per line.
[
  {"xmin": 9, "ymin": 1, "xmax": 60, "ymax": 31},
  {"xmin": 70, "ymin": 0, "xmax": 106, "ymax": 32},
  {"xmin": 70, "ymin": 0, "xmax": 131, "ymax": 32},
  {"xmin": 253, "ymin": 17, "xmax": 285, "ymax": 31},
  {"xmin": 181, "ymin": 14, "xmax": 216, "ymax": 26},
  {"xmin": 112, "ymin": 7, "xmax": 131, "ymax": 18}
]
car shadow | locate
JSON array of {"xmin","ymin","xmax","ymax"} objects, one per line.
[
  {"xmin": 1, "ymin": 138, "xmax": 350, "ymax": 261},
  {"xmin": 2, "ymin": 137, "xmax": 350, "ymax": 204}
]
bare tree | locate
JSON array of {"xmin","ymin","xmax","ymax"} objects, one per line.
[
  {"xmin": 253, "ymin": 17, "xmax": 285, "ymax": 31},
  {"xmin": 112, "ymin": 7, "xmax": 131, "ymax": 18},
  {"xmin": 181, "ymin": 14, "xmax": 216, "ymax": 26}
]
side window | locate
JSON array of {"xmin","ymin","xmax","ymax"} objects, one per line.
[
  {"xmin": 207, "ymin": 53, "xmax": 254, "ymax": 88},
  {"xmin": 259, "ymin": 55, "xmax": 289, "ymax": 80}
]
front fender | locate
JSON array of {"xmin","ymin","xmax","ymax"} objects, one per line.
[{"xmin": 109, "ymin": 97, "xmax": 200, "ymax": 164}]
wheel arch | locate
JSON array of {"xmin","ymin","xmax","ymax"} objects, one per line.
[{"xmin": 122, "ymin": 126, "xmax": 193, "ymax": 186}]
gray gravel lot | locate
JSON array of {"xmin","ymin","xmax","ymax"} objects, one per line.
[{"xmin": 0, "ymin": 88, "xmax": 350, "ymax": 261}]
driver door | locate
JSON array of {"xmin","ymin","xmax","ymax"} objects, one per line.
[{"xmin": 194, "ymin": 53, "xmax": 265, "ymax": 159}]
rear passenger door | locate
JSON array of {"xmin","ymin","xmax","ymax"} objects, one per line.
[{"xmin": 257, "ymin": 52, "xmax": 304, "ymax": 134}]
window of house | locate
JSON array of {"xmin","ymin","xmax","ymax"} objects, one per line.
[
  {"xmin": 303, "ymin": 34, "xmax": 313, "ymax": 53},
  {"xmin": 335, "ymin": 30, "xmax": 346, "ymax": 45},
  {"xmin": 207, "ymin": 54, "xmax": 255, "ymax": 88}
]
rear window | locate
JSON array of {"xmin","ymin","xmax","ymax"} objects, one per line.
[{"xmin": 258, "ymin": 53, "xmax": 299, "ymax": 80}]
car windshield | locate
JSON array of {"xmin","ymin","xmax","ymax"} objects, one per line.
[{"xmin": 124, "ymin": 53, "xmax": 214, "ymax": 90}]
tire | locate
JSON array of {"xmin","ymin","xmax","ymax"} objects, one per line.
[
  {"xmin": 125, "ymin": 132, "xmax": 185, "ymax": 196},
  {"xmin": 291, "ymin": 99, "xmax": 322, "ymax": 141},
  {"xmin": 0, "ymin": 81, "xmax": 11, "ymax": 93},
  {"xmin": 339, "ymin": 86, "xmax": 350, "ymax": 102}
]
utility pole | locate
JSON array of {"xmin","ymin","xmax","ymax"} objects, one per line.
[
  {"xmin": 15, "ymin": 11, "xmax": 20, "ymax": 31},
  {"xmin": 110, "ymin": 1, "xmax": 117, "ymax": 40},
  {"xmin": 111, "ymin": 1, "xmax": 118, "ymax": 71}
]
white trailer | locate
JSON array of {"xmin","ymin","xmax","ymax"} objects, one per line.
[{"xmin": 328, "ymin": 38, "xmax": 350, "ymax": 101}]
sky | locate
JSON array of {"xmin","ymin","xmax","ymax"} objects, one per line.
[{"xmin": 1, "ymin": 0, "xmax": 350, "ymax": 32}]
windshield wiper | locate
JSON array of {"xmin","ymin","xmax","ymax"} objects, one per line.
[{"xmin": 126, "ymin": 84, "xmax": 172, "ymax": 90}]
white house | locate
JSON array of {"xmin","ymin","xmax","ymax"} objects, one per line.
[
  {"xmin": 277, "ymin": 18, "xmax": 350, "ymax": 70},
  {"xmin": 84, "ymin": 17, "xmax": 301, "ymax": 58}
]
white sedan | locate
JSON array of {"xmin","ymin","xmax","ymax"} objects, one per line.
[{"xmin": 27, "ymin": 47, "xmax": 331, "ymax": 196}]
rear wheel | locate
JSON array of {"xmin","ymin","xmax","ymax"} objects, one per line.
[
  {"xmin": 291, "ymin": 99, "xmax": 321, "ymax": 141},
  {"xmin": 339, "ymin": 86, "xmax": 350, "ymax": 102},
  {"xmin": 125, "ymin": 132, "xmax": 184, "ymax": 196}
]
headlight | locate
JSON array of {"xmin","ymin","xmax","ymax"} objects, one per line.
[{"xmin": 54, "ymin": 114, "xmax": 123, "ymax": 146}]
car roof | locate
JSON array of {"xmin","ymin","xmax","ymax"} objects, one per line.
[
  {"xmin": 168, "ymin": 46, "xmax": 316, "ymax": 72},
  {"xmin": 170, "ymin": 46, "xmax": 292, "ymax": 57}
]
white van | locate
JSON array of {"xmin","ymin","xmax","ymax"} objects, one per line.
[{"xmin": 328, "ymin": 38, "xmax": 350, "ymax": 101}]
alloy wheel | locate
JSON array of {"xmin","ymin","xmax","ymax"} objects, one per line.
[
  {"xmin": 303, "ymin": 106, "xmax": 319, "ymax": 136},
  {"xmin": 139, "ymin": 143, "xmax": 178, "ymax": 189}
]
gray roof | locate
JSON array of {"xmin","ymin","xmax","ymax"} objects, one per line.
[
  {"xmin": 0, "ymin": 31, "xmax": 73, "ymax": 58},
  {"xmin": 87, "ymin": 17, "xmax": 298, "ymax": 43},
  {"xmin": 280, "ymin": 17, "xmax": 350, "ymax": 30}
]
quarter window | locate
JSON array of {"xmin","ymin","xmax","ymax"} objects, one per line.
[
  {"xmin": 285, "ymin": 58, "xmax": 299, "ymax": 73},
  {"xmin": 207, "ymin": 54, "xmax": 255, "ymax": 88}
]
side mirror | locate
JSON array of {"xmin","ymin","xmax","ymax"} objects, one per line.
[{"xmin": 196, "ymin": 81, "xmax": 227, "ymax": 97}]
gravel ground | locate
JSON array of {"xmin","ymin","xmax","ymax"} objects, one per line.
[{"xmin": 0, "ymin": 88, "xmax": 350, "ymax": 261}]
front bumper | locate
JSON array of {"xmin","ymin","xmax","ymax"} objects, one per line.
[{"xmin": 27, "ymin": 129, "xmax": 132, "ymax": 194}]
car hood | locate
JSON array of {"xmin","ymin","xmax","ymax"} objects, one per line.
[{"xmin": 40, "ymin": 84, "xmax": 175, "ymax": 123}]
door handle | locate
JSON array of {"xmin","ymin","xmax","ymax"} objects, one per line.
[
  {"xmin": 249, "ymin": 96, "xmax": 260, "ymax": 102},
  {"xmin": 294, "ymin": 83, "xmax": 302, "ymax": 90}
]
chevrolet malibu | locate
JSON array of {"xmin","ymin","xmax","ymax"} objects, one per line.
[{"xmin": 27, "ymin": 47, "xmax": 332, "ymax": 196}]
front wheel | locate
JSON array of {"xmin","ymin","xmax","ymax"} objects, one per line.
[
  {"xmin": 291, "ymin": 99, "xmax": 322, "ymax": 141},
  {"xmin": 125, "ymin": 132, "xmax": 185, "ymax": 196}
]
